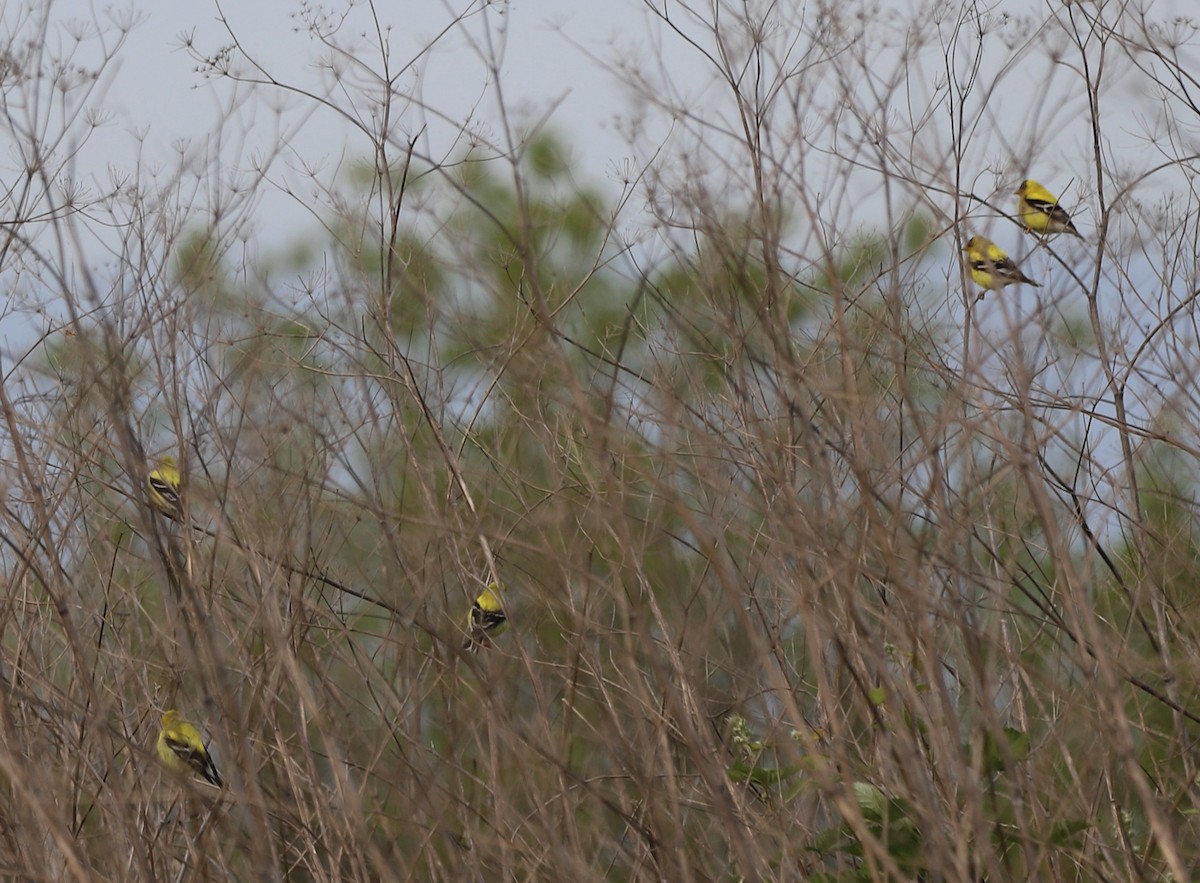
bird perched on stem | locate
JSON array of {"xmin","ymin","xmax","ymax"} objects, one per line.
[
  {"xmin": 962, "ymin": 236, "xmax": 1040, "ymax": 300},
  {"xmin": 1015, "ymin": 179, "xmax": 1084, "ymax": 239},
  {"xmin": 463, "ymin": 582, "xmax": 507, "ymax": 651},
  {"xmin": 147, "ymin": 456, "xmax": 183, "ymax": 521},
  {"xmin": 157, "ymin": 709, "xmax": 223, "ymax": 787}
]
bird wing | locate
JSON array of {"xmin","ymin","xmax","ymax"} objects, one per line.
[
  {"xmin": 463, "ymin": 604, "xmax": 508, "ymax": 650},
  {"xmin": 149, "ymin": 475, "xmax": 180, "ymax": 504},
  {"xmin": 1025, "ymin": 195, "xmax": 1076, "ymax": 228},
  {"xmin": 165, "ymin": 733, "xmax": 223, "ymax": 786},
  {"xmin": 471, "ymin": 605, "xmax": 507, "ymax": 632},
  {"xmin": 969, "ymin": 254, "xmax": 1038, "ymax": 286}
]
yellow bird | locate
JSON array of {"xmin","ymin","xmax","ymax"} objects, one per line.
[
  {"xmin": 962, "ymin": 236, "xmax": 1040, "ymax": 297},
  {"xmin": 1015, "ymin": 179, "xmax": 1083, "ymax": 238},
  {"xmin": 147, "ymin": 456, "xmax": 183, "ymax": 521},
  {"xmin": 463, "ymin": 582, "xmax": 507, "ymax": 651},
  {"xmin": 157, "ymin": 709, "xmax": 223, "ymax": 787}
]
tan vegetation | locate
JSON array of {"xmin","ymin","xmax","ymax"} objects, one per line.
[{"xmin": 0, "ymin": 0, "xmax": 1198, "ymax": 879}]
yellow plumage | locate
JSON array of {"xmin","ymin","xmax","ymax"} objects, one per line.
[
  {"xmin": 1015, "ymin": 179, "xmax": 1083, "ymax": 238},
  {"xmin": 962, "ymin": 236, "xmax": 1040, "ymax": 297},
  {"xmin": 157, "ymin": 709, "xmax": 223, "ymax": 787},
  {"xmin": 147, "ymin": 456, "xmax": 183, "ymax": 521},
  {"xmin": 463, "ymin": 582, "xmax": 507, "ymax": 651}
]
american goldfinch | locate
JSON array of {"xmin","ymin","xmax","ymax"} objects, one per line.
[
  {"xmin": 157, "ymin": 709, "xmax": 223, "ymax": 787},
  {"xmin": 463, "ymin": 582, "xmax": 507, "ymax": 651},
  {"xmin": 962, "ymin": 236, "xmax": 1040, "ymax": 297},
  {"xmin": 1015, "ymin": 179, "xmax": 1083, "ymax": 238},
  {"xmin": 148, "ymin": 456, "xmax": 183, "ymax": 521}
]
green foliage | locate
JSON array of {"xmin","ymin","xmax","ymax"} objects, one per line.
[
  {"xmin": 724, "ymin": 715, "xmax": 814, "ymax": 800},
  {"xmin": 984, "ymin": 725, "xmax": 1032, "ymax": 774}
]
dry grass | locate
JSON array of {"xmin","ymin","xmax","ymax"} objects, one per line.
[{"xmin": 0, "ymin": 0, "xmax": 1198, "ymax": 880}]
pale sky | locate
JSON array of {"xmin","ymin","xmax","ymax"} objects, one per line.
[
  {"xmin": 9, "ymin": 0, "xmax": 1200, "ymax": 276},
  {"xmin": 52, "ymin": 0, "xmax": 672, "ymax": 249},
  {"xmin": 114, "ymin": 0, "xmax": 644, "ymax": 150}
]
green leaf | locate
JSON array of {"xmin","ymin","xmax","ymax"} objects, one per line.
[{"xmin": 984, "ymin": 726, "xmax": 1031, "ymax": 773}]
